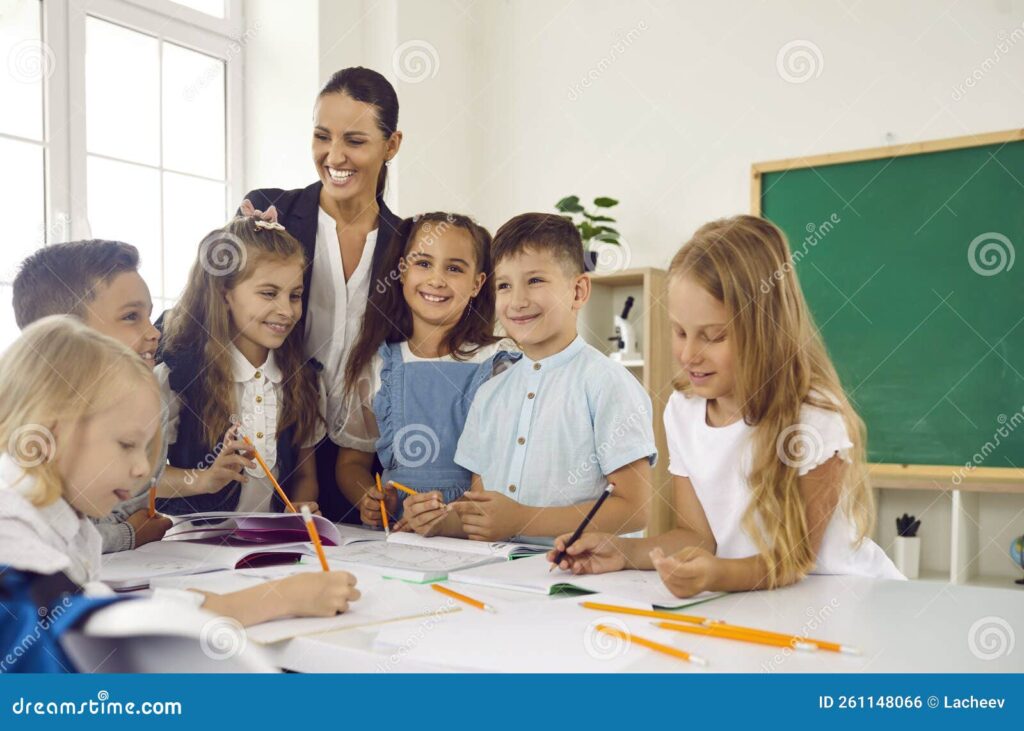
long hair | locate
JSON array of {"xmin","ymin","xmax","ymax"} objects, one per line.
[
  {"xmin": 0, "ymin": 315, "xmax": 162, "ymax": 507},
  {"xmin": 162, "ymin": 217, "xmax": 321, "ymax": 449},
  {"xmin": 668, "ymin": 214, "xmax": 873, "ymax": 587},
  {"xmin": 344, "ymin": 212, "xmax": 498, "ymax": 394}
]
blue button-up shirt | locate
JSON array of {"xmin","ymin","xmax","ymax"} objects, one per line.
[{"xmin": 455, "ymin": 336, "xmax": 657, "ymax": 518}]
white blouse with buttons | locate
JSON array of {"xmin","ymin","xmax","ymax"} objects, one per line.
[{"xmin": 155, "ymin": 344, "xmax": 326, "ymax": 514}]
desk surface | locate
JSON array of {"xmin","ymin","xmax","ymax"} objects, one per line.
[{"xmin": 261, "ymin": 574, "xmax": 1024, "ymax": 673}]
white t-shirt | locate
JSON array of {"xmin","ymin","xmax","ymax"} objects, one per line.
[
  {"xmin": 156, "ymin": 345, "xmax": 326, "ymax": 513},
  {"xmin": 663, "ymin": 391, "xmax": 903, "ymax": 580},
  {"xmin": 305, "ymin": 207, "xmax": 378, "ymax": 433},
  {"xmin": 331, "ymin": 340, "xmax": 513, "ymax": 451}
]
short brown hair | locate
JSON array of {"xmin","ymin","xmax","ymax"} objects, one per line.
[
  {"xmin": 492, "ymin": 213, "xmax": 584, "ymax": 275},
  {"xmin": 12, "ymin": 240, "xmax": 141, "ymax": 329}
]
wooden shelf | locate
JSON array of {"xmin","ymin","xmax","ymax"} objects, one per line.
[{"xmin": 581, "ymin": 266, "xmax": 675, "ymax": 535}]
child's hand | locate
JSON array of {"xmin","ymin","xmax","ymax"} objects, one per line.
[
  {"xmin": 358, "ymin": 485, "xmax": 399, "ymax": 528},
  {"xmin": 452, "ymin": 491, "xmax": 526, "ymax": 542},
  {"xmin": 650, "ymin": 546, "xmax": 719, "ymax": 598},
  {"xmin": 195, "ymin": 428, "xmax": 257, "ymax": 495},
  {"xmin": 293, "ymin": 501, "xmax": 321, "ymax": 516},
  {"xmin": 402, "ymin": 490, "xmax": 450, "ymax": 536},
  {"xmin": 126, "ymin": 509, "xmax": 172, "ymax": 547},
  {"xmin": 278, "ymin": 571, "xmax": 360, "ymax": 617},
  {"xmin": 547, "ymin": 531, "xmax": 626, "ymax": 575}
]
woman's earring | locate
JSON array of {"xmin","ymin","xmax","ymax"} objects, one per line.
[{"xmin": 384, "ymin": 159, "xmax": 391, "ymax": 167}]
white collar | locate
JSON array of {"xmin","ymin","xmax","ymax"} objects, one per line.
[{"xmin": 230, "ymin": 344, "xmax": 283, "ymax": 384}]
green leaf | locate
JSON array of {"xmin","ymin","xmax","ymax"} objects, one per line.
[
  {"xmin": 578, "ymin": 222, "xmax": 600, "ymax": 240},
  {"xmin": 591, "ymin": 232, "xmax": 621, "ymax": 244},
  {"xmin": 582, "ymin": 213, "xmax": 617, "ymax": 223},
  {"xmin": 592, "ymin": 196, "xmax": 619, "ymax": 208},
  {"xmin": 555, "ymin": 195, "xmax": 584, "ymax": 213}
]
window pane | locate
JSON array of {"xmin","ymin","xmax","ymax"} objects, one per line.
[
  {"xmin": 0, "ymin": 138, "xmax": 45, "ymax": 282},
  {"xmin": 0, "ymin": 285, "xmax": 20, "ymax": 353},
  {"xmin": 162, "ymin": 171, "xmax": 226, "ymax": 300},
  {"xmin": 162, "ymin": 42, "xmax": 225, "ymax": 179},
  {"xmin": 86, "ymin": 155, "xmax": 161, "ymax": 296},
  {"xmin": 168, "ymin": 0, "xmax": 225, "ymax": 19},
  {"xmin": 86, "ymin": 17, "xmax": 159, "ymax": 165},
  {"xmin": 0, "ymin": 0, "xmax": 45, "ymax": 140}
]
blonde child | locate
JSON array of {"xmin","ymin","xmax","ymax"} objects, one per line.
[
  {"xmin": 0, "ymin": 317, "xmax": 358, "ymax": 671},
  {"xmin": 549, "ymin": 215, "xmax": 902, "ymax": 594}
]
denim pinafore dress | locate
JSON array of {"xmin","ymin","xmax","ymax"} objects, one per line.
[{"xmin": 373, "ymin": 342, "xmax": 513, "ymax": 513}]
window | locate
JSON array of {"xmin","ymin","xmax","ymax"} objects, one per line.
[
  {"xmin": 0, "ymin": 0, "xmax": 47, "ymax": 345},
  {"xmin": 0, "ymin": 0, "xmax": 244, "ymax": 349}
]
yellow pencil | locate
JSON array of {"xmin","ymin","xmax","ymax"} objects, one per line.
[
  {"xmin": 597, "ymin": 624, "xmax": 706, "ymax": 666},
  {"xmin": 242, "ymin": 436, "xmax": 297, "ymax": 513},
  {"xmin": 375, "ymin": 473, "xmax": 390, "ymax": 535},
  {"xmin": 432, "ymin": 583, "xmax": 496, "ymax": 613},
  {"xmin": 301, "ymin": 505, "xmax": 330, "ymax": 572},
  {"xmin": 655, "ymin": 621, "xmax": 818, "ymax": 651},
  {"xmin": 581, "ymin": 601, "xmax": 857, "ymax": 654},
  {"xmin": 388, "ymin": 480, "xmax": 418, "ymax": 497}
]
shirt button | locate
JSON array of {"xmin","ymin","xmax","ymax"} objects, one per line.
[
  {"xmin": 517, "ymin": 437, "xmax": 525, "ymax": 445},
  {"xmin": 254, "ymin": 371, "xmax": 262, "ymax": 379},
  {"xmin": 256, "ymin": 432, "xmax": 264, "ymax": 439},
  {"xmin": 527, "ymin": 392, "xmax": 535, "ymax": 399},
  {"xmin": 533, "ymin": 363, "xmax": 541, "ymax": 371},
  {"xmin": 508, "ymin": 484, "xmax": 517, "ymax": 493},
  {"xmin": 255, "ymin": 396, "xmax": 263, "ymax": 404}
]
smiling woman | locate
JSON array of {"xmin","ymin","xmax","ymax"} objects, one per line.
[{"xmin": 239, "ymin": 67, "xmax": 404, "ymax": 523}]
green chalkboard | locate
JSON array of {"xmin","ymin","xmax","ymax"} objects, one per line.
[{"xmin": 756, "ymin": 133, "xmax": 1024, "ymax": 467}]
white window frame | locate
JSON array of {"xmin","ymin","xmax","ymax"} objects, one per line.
[{"xmin": 41, "ymin": 0, "xmax": 244, "ymax": 264}]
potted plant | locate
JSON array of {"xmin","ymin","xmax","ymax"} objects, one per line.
[{"xmin": 555, "ymin": 195, "xmax": 622, "ymax": 272}]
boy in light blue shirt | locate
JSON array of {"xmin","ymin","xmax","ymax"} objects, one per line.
[{"xmin": 402, "ymin": 213, "xmax": 656, "ymax": 543}]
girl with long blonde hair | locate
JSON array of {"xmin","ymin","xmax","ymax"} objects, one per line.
[{"xmin": 548, "ymin": 215, "xmax": 902, "ymax": 595}]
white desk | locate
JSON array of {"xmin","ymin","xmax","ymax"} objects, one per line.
[{"xmin": 261, "ymin": 575, "xmax": 1024, "ymax": 673}]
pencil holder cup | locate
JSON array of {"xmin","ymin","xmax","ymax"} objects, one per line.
[{"xmin": 893, "ymin": 535, "xmax": 921, "ymax": 579}]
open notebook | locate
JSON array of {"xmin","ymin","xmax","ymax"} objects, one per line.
[
  {"xmin": 100, "ymin": 540, "xmax": 315, "ymax": 591},
  {"xmin": 324, "ymin": 533, "xmax": 548, "ymax": 583},
  {"xmin": 448, "ymin": 554, "xmax": 723, "ymax": 609},
  {"xmin": 164, "ymin": 512, "xmax": 344, "ymax": 546}
]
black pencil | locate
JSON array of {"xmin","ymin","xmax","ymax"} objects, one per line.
[{"xmin": 549, "ymin": 483, "xmax": 615, "ymax": 572}]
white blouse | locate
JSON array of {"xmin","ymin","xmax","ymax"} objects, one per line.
[
  {"xmin": 306, "ymin": 207, "xmax": 379, "ymax": 439},
  {"xmin": 156, "ymin": 345, "xmax": 326, "ymax": 513},
  {"xmin": 0, "ymin": 454, "xmax": 202, "ymax": 606}
]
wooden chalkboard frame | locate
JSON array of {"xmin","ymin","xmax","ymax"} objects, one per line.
[{"xmin": 750, "ymin": 129, "xmax": 1024, "ymax": 493}]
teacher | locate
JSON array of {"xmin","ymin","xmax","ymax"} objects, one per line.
[{"xmin": 240, "ymin": 67, "xmax": 404, "ymax": 523}]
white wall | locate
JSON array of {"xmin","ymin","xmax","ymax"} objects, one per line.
[{"xmin": 246, "ymin": 0, "xmax": 1024, "ymax": 268}]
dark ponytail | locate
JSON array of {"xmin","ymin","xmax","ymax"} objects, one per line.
[{"xmin": 319, "ymin": 67, "xmax": 399, "ymax": 201}]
